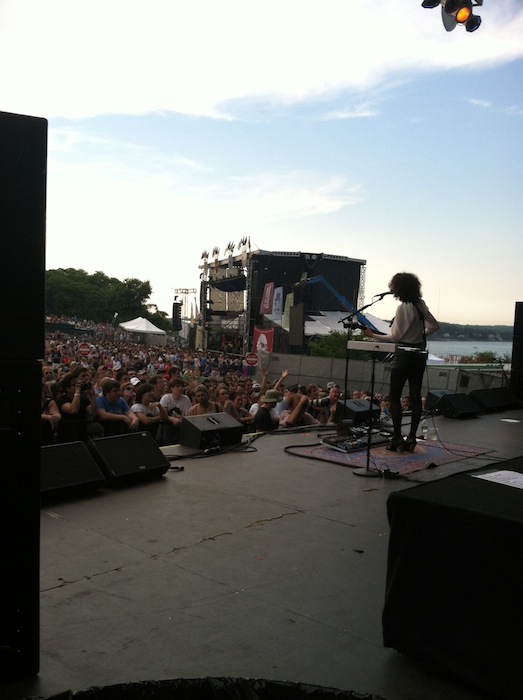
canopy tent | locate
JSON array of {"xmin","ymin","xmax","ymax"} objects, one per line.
[{"xmin": 119, "ymin": 316, "xmax": 167, "ymax": 345}]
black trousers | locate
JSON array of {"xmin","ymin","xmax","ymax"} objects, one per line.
[{"xmin": 389, "ymin": 350, "xmax": 427, "ymax": 436}]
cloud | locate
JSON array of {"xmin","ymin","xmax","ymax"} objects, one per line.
[
  {"xmin": 2, "ymin": 0, "xmax": 523, "ymax": 120},
  {"xmin": 466, "ymin": 98, "xmax": 492, "ymax": 109}
]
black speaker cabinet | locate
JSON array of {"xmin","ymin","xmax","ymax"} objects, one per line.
[
  {"xmin": 426, "ymin": 390, "xmax": 456, "ymax": 412},
  {"xmin": 41, "ymin": 442, "xmax": 106, "ymax": 496},
  {"xmin": 511, "ymin": 302, "xmax": 523, "ymax": 398},
  {"xmin": 334, "ymin": 399, "xmax": 380, "ymax": 424},
  {"xmin": 0, "ymin": 361, "xmax": 42, "ymax": 682},
  {"xmin": 180, "ymin": 413, "xmax": 243, "ymax": 449},
  {"xmin": 0, "ymin": 111, "xmax": 47, "ymax": 361},
  {"xmin": 1, "ymin": 109, "xmax": 46, "ymax": 683},
  {"xmin": 438, "ymin": 393, "xmax": 480, "ymax": 419},
  {"xmin": 468, "ymin": 387, "xmax": 521, "ymax": 412},
  {"xmin": 89, "ymin": 432, "xmax": 170, "ymax": 485}
]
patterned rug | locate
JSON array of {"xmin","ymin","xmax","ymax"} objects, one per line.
[{"xmin": 286, "ymin": 439, "xmax": 490, "ymax": 475}]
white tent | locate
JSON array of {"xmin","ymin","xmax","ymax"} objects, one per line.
[{"xmin": 119, "ymin": 317, "xmax": 167, "ymax": 345}]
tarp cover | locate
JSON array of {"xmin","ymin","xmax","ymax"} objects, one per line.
[
  {"xmin": 119, "ymin": 317, "xmax": 166, "ymax": 336},
  {"xmin": 38, "ymin": 677, "xmax": 391, "ymax": 700}
]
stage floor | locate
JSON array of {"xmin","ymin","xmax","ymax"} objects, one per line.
[{"xmin": 4, "ymin": 408, "xmax": 523, "ymax": 700}]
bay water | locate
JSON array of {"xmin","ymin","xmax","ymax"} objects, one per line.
[{"xmin": 427, "ymin": 340, "xmax": 512, "ymax": 361}]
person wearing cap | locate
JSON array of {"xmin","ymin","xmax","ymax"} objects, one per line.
[{"xmin": 253, "ymin": 389, "xmax": 280, "ymax": 432}]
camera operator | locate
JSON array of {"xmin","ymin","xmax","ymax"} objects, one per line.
[{"xmin": 56, "ymin": 369, "xmax": 98, "ymax": 443}]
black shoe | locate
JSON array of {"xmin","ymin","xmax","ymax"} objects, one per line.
[
  {"xmin": 386, "ymin": 436, "xmax": 405, "ymax": 452},
  {"xmin": 403, "ymin": 436, "xmax": 417, "ymax": 453}
]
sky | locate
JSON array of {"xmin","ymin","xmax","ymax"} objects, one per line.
[{"xmin": 1, "ymin": 0, "xmax": 522, "ymax": 326}]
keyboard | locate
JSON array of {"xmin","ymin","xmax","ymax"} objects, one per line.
[{"xmin": 321, "ymin": 429, "xmax": 392, "ymax": 453}]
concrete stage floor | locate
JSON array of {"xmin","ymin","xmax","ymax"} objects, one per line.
[{"xmin": 3, "ymin": 407, "xmax": 523, "ymax": 700}]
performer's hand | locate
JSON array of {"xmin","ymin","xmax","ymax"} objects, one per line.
[{"xmin": 363, "ymin": 328, "xmax": 374, "ymax": 338}]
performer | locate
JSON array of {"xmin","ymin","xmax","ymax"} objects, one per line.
[{"xmin": 364, "ymin": 272, "xmax": 439, "ymax": 452}]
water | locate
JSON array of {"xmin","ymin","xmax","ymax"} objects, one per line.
[{"xmin": 427, "ymin": 340, "xmax": 512, "ymax": 361}]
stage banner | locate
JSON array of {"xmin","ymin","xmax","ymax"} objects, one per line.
[
  {"xmin": 272, "ymin": 287, "xmax": 283, "ymax": 317},
  {"xmin": 253, "ymin": 327, "xmax": 274, "ymax": 353},
  {"xmin": 259, "ymin": 282, "xmax": 274, "ymax": 315},
  {"xmin": 282, "ymin": 292, "xmax": 293, "ymax": 331}
]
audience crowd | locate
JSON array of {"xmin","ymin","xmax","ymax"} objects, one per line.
[{"xmin": 41, "ymin": 317, "xmax": 401, "ymax": 447}]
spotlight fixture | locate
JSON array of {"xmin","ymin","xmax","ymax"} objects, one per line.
[{"xmin": 421, "ymin": 0, "xmax": 483, "ymax": 32}]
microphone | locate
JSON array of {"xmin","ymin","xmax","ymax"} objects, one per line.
[{"xmin": 374, "ymin": 291, "xmax": 392, "ymax": 300}]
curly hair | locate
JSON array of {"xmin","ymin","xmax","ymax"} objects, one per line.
[{"xmin": 389, "ymin": 272, "xmax": 422, "ymax": 303}]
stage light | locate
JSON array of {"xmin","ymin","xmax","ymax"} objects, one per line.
[
  {"xmin": 445, "ymin": 0, "xmax": 472, "ymax": 23},
  {"xmin": 421, "ymin": 0, "xmax": 483, "ymax": 32},
  {"xmin": 466, "ymin": 14, "xmax": 482, "ymax": 31}
]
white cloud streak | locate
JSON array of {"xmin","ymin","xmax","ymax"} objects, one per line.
[{"xmin": 2, "ymin": 0, "xmax": 523, "ymax": 120}]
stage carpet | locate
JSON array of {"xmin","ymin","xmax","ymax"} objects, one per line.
[{"xmin": 285, "ymin": 439, "xmax": 490, "ymax": 475}]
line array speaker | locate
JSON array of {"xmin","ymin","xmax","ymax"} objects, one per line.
[
  {"xmin": 180, "ymin": 413, "xmax": 244, "ymax": 449},
  {"xmin": 41, "ymin": 442, "xmax": 106, "ymax": 496},
  {"xmin": 89, "ymin": 432, "xmax": 170, "ymax": 485},
  {"xmin": 438, "ymin": 393, "xmax": 480, "ymax": 419}
]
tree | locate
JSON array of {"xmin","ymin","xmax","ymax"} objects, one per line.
[
  {"xmin": 45, "ymin": 268, "xmax": 155, "ymax": 323},
  {"xmin": 308, "ymin": 332, "xmax": 370, "ymax": 360}
]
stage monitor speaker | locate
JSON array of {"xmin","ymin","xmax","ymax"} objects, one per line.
[
  {"xmin": 41, "ymin": 442, "xmax": 106, "ymax": 496},
  {"xmin": 438, "ymin": 393, "xmax": 480, "ymax": 419},
  {"xmin": 89, "ymin": 432, "xmax": 170, "ymax": 485},
  {"xmin": 180, "ymin": 413, "xmax": 243, "ymax": 450},
  {"xmin": 334, "ymin": 399, "xmax": 380, "ymax": 424},
  {"xmin": 426, "ymin": 390, "xmax": 456, "ymax": 412},
  {"xmin": 468, "ymin": 387, "xmax": 521, "ymax": 412}
]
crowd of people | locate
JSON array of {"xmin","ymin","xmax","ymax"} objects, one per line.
[
  {"xmin": 42, "ymin": 310, "xmax": 442, "ymax": 452},
  {"xmin": 41, "ymin": 324, "xmax": 399, "ymax": 447},
  {"xmin": 43, "ymin": 270, "xmax": 438, "ymax": 453}
]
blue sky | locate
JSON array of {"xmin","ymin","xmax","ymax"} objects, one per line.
[{"xmin": 2, "ymin": 0, "xmax": 522, "ymax": 325}]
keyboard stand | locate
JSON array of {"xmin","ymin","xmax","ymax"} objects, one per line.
[{"xmin": 351, "ymin": 342, "xmax": 387, "ymax": 478}]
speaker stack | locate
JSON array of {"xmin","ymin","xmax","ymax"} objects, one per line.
[
  {"xmin": 180, "ymin": 413, "xmax": 244, "ymax": 449},
  {"xmin": 0, "ymin": 111, "xmax": 47, "ymax": 682}
]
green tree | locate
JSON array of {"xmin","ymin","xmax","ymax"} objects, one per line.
[
  {"xmin": 459, "ymin": 351, "xmax": 508, "ymax": 364},
  {"xmin": 308, "ymin": 332, "xmax": 370, "ymax": 360},
  {"xmin": 45, "ymin": 268, "xmax": 155, "ymax": 323}
]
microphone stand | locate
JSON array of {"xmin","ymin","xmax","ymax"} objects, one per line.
[{"xmin": 339, "ymin": 296, "xmax": 386, "ymax": 479}]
